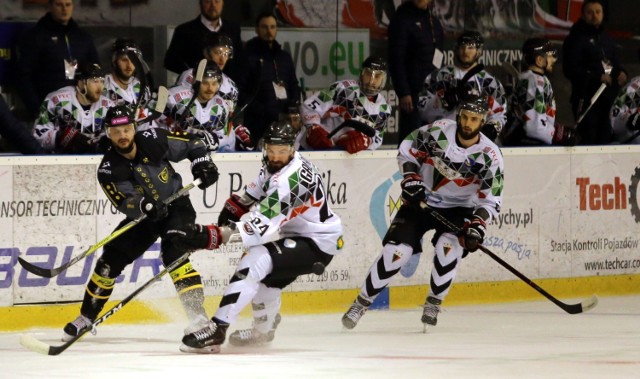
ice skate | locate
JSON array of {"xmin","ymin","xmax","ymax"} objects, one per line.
[
  {"xmin": 229, "ymin": 313, "xmax": 281, "ymax": 346},
  {"xmin": 341, "ymin": 295, "xmax": 371, "ymax": 330},
  {"xmin": 180, "ymin": 318, "xmax": 228, "ymax": 354},
  {"xmin": 62, "ymin": 315, "xmax": 94, "ymax": 342},
  {"xmin": 421, "ymin": 296, "xmax": 442, "ymax": 332},
  {"xmin": 183, "ymin": 314, "xmax": 210, "ymax": 335}
]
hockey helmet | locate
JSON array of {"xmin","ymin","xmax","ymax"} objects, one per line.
[
  {"xmin": 522, "ymin": 38, "xmax": 557, "ymax": 66},
  {"xmin": 104, "ymin": 104, "xmax": 136, "ymax": 128},
  {"xmin": 360, "ymin": 56, "xmax": 387, "ymax": 96},
  {"xmin": 112, "ymin": 38, "xmax": 141, "ymax": 58},
  {"xmin": 458, "ymin": 94, "xmax": 490, "ymax": 118},
  {"xmin": 202, "ymin": 32, "xmax": 234, "ymax": 59},
  {"xmin": 202, "ymin": 62, "xmax": 223, "ymax": 83},
  {"xmin": 263, "ymin": 120, "xmax": 297, "ymax": 146},
  {"xmin": 456, "ymin": 31, "xmax": 484, "ymax": 49},
  {"xmin": 75, "ymin": 63, "xmax": 106, "ymax": 82}
]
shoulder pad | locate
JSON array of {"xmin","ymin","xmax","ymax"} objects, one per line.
[
  {"xmin": 135, "ymin": 128, "xmax": 169, "ymax": 162},
  {"xmin": 97, "ymin": 153, "xmax": 132, "ymax": 182}
]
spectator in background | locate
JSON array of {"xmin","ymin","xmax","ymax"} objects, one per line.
[
  {"xmin": 32, "ymin": 63, "xmax": 114, "ymax": 154},
  {"xmin": 15, "ymin": 0, "xmax": 99, "ymax": 119},
  {"xmin": 0, "ymin": 94, "xmax": 45, "ymax": 154},
  {"xmin": 388, "ymin": 0, "xmax": 444, "ymax": 145},
  {"xmin": 504, "ymin": 38, "xmax": 576, "ymax": 146},
  {"xmin": 239, "ymin": 12, "xmax": 299, "ymax": 143},
  {"xmin": 300, "ymin": 56, "xmax": 390, "ymax": 154},
  {"xmin": 417, "ymin": 31, "xmax": 507, "ymax": 142},
  {"xmin": 164, "ymin": 0, "xmax": 243, "ymax": 83},
  {"xmin": 562, "ymin": 0, "xmax": 627, "ymax": 145}
]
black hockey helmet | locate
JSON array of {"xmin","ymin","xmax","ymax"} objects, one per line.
[
  {"xmin": 456, "ymin": 31, "xmax": 484, "ymax": 49},
  {"xmin": 75, "ymin": 63, "xmax": 106, "ymax": 82},
  {"xmin": 112, "ymin": 37, "xmax": 141, "ymax": 57},
  {"xmin": 360, "ymin": 56, "xmax": 387, "ymax": 96},
  {"xmin": 202, "ymin": 32, "xmax": 234, "ymax": 58},
  {"xmin": 522, "ymin": 38, "xmax": 557, "ymax": 66},
  {"xmin": 104, "ymin": 104, "xmax": 136, "ymax": 128},
  {"xmin": 459, "ymin": 94, "xmax": 490, "ymax": 116},
  {"xmin": 202, "ymin": 61, "xmax": 223, "ymax": 83},
  {"xmin": 263, "ymin": 120, "xmax": 297, "ymax": 146}
]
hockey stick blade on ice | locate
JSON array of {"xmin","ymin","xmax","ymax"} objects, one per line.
[
  {"xmin": 18, "ymin": 179, "xmax": 202, "ymax": 278},
  {"xmin": 136, "ymin": 85, "xmax": 169, "ymax": 125},
  {"xmin": 20, "ymin": 251, "xmax": 193, "ymax": 355},
  {"xmin": 420, "ymin": 203, "xmax": 599, "ymax": 314}
]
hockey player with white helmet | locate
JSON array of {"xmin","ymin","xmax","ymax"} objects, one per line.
[
  {"xmin": 180, "ymin": 120, "xmax": 344, "ymax": 353},
  {"xmin": 343, "ymin": 95, "xmax": 504, "ymax": 330},
  {"xmin": 300, "ymin": 56, "xmax": 391, "ymax": 153},
  {"xmin": 417, "ymin": 31, "xmax": 507, "ymax": 142},
  {"xmin": 505, "ymin": 38, "xmax": 576, "ymax": 146},
  {"xmin": 33, "ymin": 62, "xmax": 114, "ymax": 153}
]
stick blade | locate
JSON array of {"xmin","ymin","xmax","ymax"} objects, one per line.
[
  {"xmin": 20, "ymin": 334, "xmax": 54, "ymax": 355},
  {"xmin": 194, "ymin": 59, "xmax": 207, "ymax": 84},
  {"xmin": 580, "ymin": 295, "xmax": 599, "ymax": 313},
  {"xmin": 17, "ymin": 257, "xmax": 56, "ymax": 278}
]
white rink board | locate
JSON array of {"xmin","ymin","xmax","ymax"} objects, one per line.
[{"xmin": 1, "ymin": 147, "xmax": 640, "ymax": 306}]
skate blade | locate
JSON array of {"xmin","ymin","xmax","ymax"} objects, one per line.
[{"xmin": 179, "ymin": 343, "xmax": 221, "ymax": 354}]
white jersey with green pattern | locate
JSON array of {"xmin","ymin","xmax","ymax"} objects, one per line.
[
  {"xmin": 509, "ymin": 70, "xmax": 557, "ymax": 144},
  {"xmin": 610, "ymin": 75, "xmax": 640, "ymax": 144},
  {"xmin": 399, "ymin": 118, "xmax": 504, "ymax": 221},
  {"xmin": 237, "ymin": 152, "xmax": 343, "ymax": 255}
]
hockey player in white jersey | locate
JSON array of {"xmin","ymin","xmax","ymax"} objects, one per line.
[
  {"xmin": 174, "ymin": 33, "xmax": 239, "ymax": 114},
  {"xmin": 33, "ymin": 63, "xmax": 114, "ymax": 153},
  {"xmin": 610, "ymin": 75, "xmax": 640, "ymax": 144},
  {"xmin": 162, "ymin": 62, "xmax": 251, "ymax": 152},
  {"xmin": 342, "ymin": 95, "xmax": 504, "ymax": 330},
  {"xmin": 300, "ymin": 56, "xmax": 391, "ymax": 154},
  {"xmin": 504, "ymin": 38, "xmax": 576, "ymax": 146},
  {"xmin": 180, "ymin": 120, "xmax": 343, "ymax": 353},
  {"xmin": 417, "ymin": 31, "xmax": 507, "ymax": 141},
  {"xmin": 103, "ymin": 38, "xmax": 157, "ymax": 130}
]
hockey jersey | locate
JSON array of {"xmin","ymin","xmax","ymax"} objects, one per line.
[
  {"xmin": 33, "ymin": 86, "xmax": 114, "ymax": 151},
  {"xmin": 103, "ymin": 74, "xmax": 158, "ymax": 130},
  {"xmin": 610, "ymin": 75, "xmax": 640, "ymax": 144},
  {"xmin": 237, "ymin": 152, "xmax": 343, "ymax": 255},
  {"xmin": 175, "ymin": 69, "xmax": 239, "ymax": 113},
  {"xmin": 400, "ymin": 118, "xmax": 504, "ymax": 221},
  {"xmin": 418, "ymin": 65, "xmax": 507, "ymax": 131},
  {"xmin": 300, "ymin": 79, "xmax": 390, "ymax": 150},
  {"xmin": 508, "ymin": 70, "xmax": 557, "ymax": 145}
]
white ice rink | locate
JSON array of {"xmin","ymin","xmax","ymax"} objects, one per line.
[{"xmin": 2, "ymin": 295, "xmax": 639, "ymax": 379}]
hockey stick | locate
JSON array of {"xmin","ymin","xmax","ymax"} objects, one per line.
[
  {"xmin": 18, "ymin": 179, "xmax": 202, "ymax": 278},
  {"xmin": 576, "ymin": 67, "xmax": 612, "ymax": 125},
  {"xmin": 176, "ymin": 59, "xmax": 207, "ymax": 128},
  {"xmin": 135, "ymin": 85, "xmax": 169, "ymax": 125},
  {"xmin": 328, "ymin": 118, "xmax": 377, "ymax": 138},
  {"xmin": 20, "ymin": 250, "xmax": 193, "ymax": 356},
  {"xmin": 126, "ymin": 49, "xmax": 154, "ymax": 109},
  {"xmin": 420, "ymin": 203, "xmax": 598, "ymax": 314}
]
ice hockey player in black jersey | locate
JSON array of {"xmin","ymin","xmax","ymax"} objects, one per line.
[{"xmin": 62, "ymin": 104, "xmax": 225, "ymax": 348}]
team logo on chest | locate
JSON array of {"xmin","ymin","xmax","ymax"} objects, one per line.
[{"xmin": 158, "ymin": 167, "xmax": 169, "ymax": 183}]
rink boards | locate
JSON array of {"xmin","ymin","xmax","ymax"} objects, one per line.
[{"xmin": 1, "ymin": 147, "xmax": 640, "ymax": 330}]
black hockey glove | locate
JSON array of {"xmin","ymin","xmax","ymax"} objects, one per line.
[
  {"xmin": 626, "ymin": 112, "xmax": 640, "ymax": 131},
  {"xmin": 140, "ymin": 197, "xmax": 168, "ymax": 221},
  {"xmin": 218, "ymin": 194, "xmax": 250, "ymax": 226},
  {"xmin": 458, "ymin": 217, "xmax": 486, "ymax": 252},
  {"xmin": 441, "ymin": 87, "xmax": 460, "ymax": 111},
  {"xmin": 400, "ymin": 173, "xmax": 426, "ymax": 206},
  {"xmin": 199, "ymin": 130, "xmax": 220, "ymax": 152},
  {"xmin": 166, "ymin": 224, "xmax": 224, "ymax": 252},
  {"xmin": 481, "ymin": 121, "xmax": 500, "ymax": 142},
  {"xmin": 191, "ymin": 155, "xmax": 219, "ymax": 189},
  {"xmin": 55, "ymin": 126, "xmax": 94, "ymax": 153}
]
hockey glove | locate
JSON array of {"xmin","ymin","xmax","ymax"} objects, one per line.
[
  {"xmin": 400, "ymin": 173, "xmax": 426, "ymax": 206},
  {"xmin": 552, "ymin": 123, "xmax": 577, "ymax": 146},
  {"xmin": 55, "ymin": 126, "xmax": 94, "ymax": 153},
  {"xmin": 234, "ymin": 125, "xmax": 255, "ymax": 151},
  {"xmin": 626, "ymin": 111, "xmax": 640, "ymax": 131},
  {"xmin": 335, "ymin": 130, "xmax": 371, "ymax": 154},
  {"xmin": 306, "ymin": 124, "xmax": 334, "ymax": 149},
  {"xmin": 198, "ymin": 129, "xmax": 219, "ymax": 152},
  {"xmin": 441, "ymin": 87, "xmax": 460, "ymax": 111},
  {"xmin": 191, "ymin": 155, "xmax": 219, "ymax": 189},
  {"xmin": 481, "ymin": 121, "xmax": 500, "ymax": 141},
  {"xmin": 458, "ymin": 217, "xmax": 486, "ymax": 252},
  {"xmin": 140, "ymin": 197, "xmax": 168, "ymax": 221},
  {"xmin": 218, "ymin": 194, "xmax": 250, "ymax": 226},
  {"xmin": 166, "ymin": 224, "xmax": 224, "ymax": 252}
]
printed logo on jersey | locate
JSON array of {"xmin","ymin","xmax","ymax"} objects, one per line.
[{"xmin": 158, "ymin": 167, "xmax": 169, "ymax": 183}]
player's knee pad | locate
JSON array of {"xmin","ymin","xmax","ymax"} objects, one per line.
[
  {"xmin": 169, "ymin": 259, "xmax": 204, "ymax": 295},
  {"xmin": 434, "ymin": 232, "xmax": 464, "ymax": 263},
  {"xmin": 231, "ymin": 246, "xmax": 273, "ymax": 284},
  {"xmin": 380, "ymin": 242, "xmax": 414, "ymax": 271}
]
